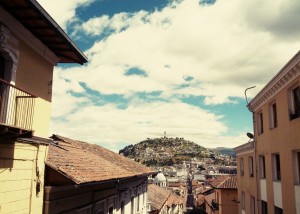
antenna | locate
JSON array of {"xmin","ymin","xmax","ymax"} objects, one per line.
[{"xmin": 244, "ymin": 86, "xmax": 256, "ymax": 107}]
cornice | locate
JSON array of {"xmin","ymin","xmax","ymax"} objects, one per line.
[
  {"xmin": 249, "ymin": 51, "xmax": 300, "ymax": 112},
  {"xmin": 234, "ymin": 141, "xmax": 254, "ymax": 156},
  {"xmin": 0, "ymin": 6, "xmax": 59, "ymax": 66}
]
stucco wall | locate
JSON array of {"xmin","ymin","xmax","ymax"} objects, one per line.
[
  {"xmin": 236, "ymin": 152, "xmax": 257, "ymax": 214},
  {"xmin": 0, "ymin": 140, "xmax": 48, "ymax": 214},
  {"xmin": 255, "ymin": 75, "xmax": 300, "ymax": 214}
]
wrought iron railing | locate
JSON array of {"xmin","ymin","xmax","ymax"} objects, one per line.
[{"xmin": 0, "ymin": 78, "xmax": 36, "ymax": 130}]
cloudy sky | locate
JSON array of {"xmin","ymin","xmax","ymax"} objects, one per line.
[{"xmin": 37, "ymin": 0, "xmax": 300, "ymax": 151}]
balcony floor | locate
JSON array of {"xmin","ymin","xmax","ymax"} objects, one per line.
[{"xmin": 0, "ymin": 123, "xmax": 33, "ymax": 138}]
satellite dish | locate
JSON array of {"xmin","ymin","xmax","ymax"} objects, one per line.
[{"xmin": 247, "ymin": 132, "xmax": 254, "ymax": 139}]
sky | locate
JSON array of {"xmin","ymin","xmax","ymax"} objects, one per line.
[{"xmin": 37, "ymin": 0, "xmax": 300, "ymax": 151}]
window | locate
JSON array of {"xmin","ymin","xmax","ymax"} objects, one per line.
[
  {"xmin": 259, "ymin": 155, "xmax": 266, "ymax": 179},
  {"xmin": 272, "ymin": 154, "xmax": 281, "ymax": 181},
  {"xmin": 241, "ymin": 191, "xmax": 245, "ymax": 211},
  {"xmin": 240, "ymin": 158, "xmax": 244, "ymax": 176},
  {"xmin": 137, "ymin": 194, "xmax": 140, "ymax": 211},
  {"xmin": 261, "ymin": 200, "xmax": 268, "ymax": 214},
  {"xmin": 269, "ymin": 102, "xmax": 278, "ymax": 128},
  {"xmin": 108, "ymin": 207, "xmax": 113, "ymax": 214},
  {"xmin": 289, "ymin": 85, "xmax": 300, "ymax": 120},
  {"xmin": 249, "ymin": 156, "xmax": 254, "ymax": 177},
  {"xmin": 274, "ymin": 206, "xmax": 283, "ymax": 214},
  {"xmin": 121, "ymin": 201, "xmax": 125, "ymax": 214},
  {"xmin": 257, "ymin": 111, "xmax": 264, "ymax": 134},
  {"xmin": 0, "ymin": 54, "xmax": 5, "ymax": 79},
  {"xmin": 293, "ymin": 150, "xmax": 300, "ymax": 184},
  {"xmin": 250, "ymin": 195, "xmax": 255, "ymax": 214},
  {"xmin": 131, "ymin": 196, "xmax": 134, "ymax": 214}
]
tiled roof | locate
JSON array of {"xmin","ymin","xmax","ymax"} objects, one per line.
[
  {"xmin": 210, "ymin": 175, "xmax": 237, "ymax": 189},
  {"xmin": 148, "ymin": 184, "xmax": 170, "ymax": 210},
  {"xmin": 148, "ymin": 184, "xmax": 183, "ymax": 211},
  {"xmin": 46, "ymin": 135, "xmax": 157, "ymax": 184}
]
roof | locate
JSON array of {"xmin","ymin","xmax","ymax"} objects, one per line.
[
  {"xmin": 210, "ymin": 175, "xmax": 237, "ymax": 189},
  {"xmin": 46, "ymin": 135, "xmax": 157, "ymax": 185},
  {"xmin": 148, "ymin": 184, "xmax": 183, "ymax": 211},
  {"xmin": 0, "ymin": 0, "xmax": 87, "ymax": 64},
  {"xmin": 154, "ymin": 172, "xmax": 167, "ymax": 182}
]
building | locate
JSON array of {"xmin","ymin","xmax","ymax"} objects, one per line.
[
  {"xmin": 154, "ymin": 171, "xmax": 168, "ymax": 188},
  {"xmin": 235, "ymin": 51, "xmax": 300, "ymax": 214},
  {"xmin": 0, "ymin": 1, "xmax": 86, "ymax": 213},
  {"xmin": 234, "ymin": 141, "xmax": 257, "ymax": 214},
  {"xmin": 44, "ymin": 135, "xmax": 156, "ymax": 214},
  {"xmin": 204, "ymin": 175, "xmax": 238, "ymax": 214},
  {"xmin": 147, "ymin": 183, "xmax": 184, "ymax": 214}
]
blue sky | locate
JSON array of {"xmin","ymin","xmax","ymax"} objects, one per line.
[{"xmin": 38, "ymin": 0, "xmax": 300, "ymax": 151}]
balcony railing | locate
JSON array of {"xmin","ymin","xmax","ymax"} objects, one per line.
[{"xmin": 0, "ymin": 78, "xmax": 36, "ymax": 132}]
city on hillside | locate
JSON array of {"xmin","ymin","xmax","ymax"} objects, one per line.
[{"xmin": 0, "ymin": 1, "xmax": 299, "ymax": 214}]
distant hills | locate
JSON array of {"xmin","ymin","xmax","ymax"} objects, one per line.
[
  {"xmin": 213, "ymin": 147, "xmax": 236, "ymax": 157},
  {"xmin": 119, "ymin": 137, "xmax": 234, "ymax": 166}
]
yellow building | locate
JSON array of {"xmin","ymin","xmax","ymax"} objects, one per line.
[
  {"xmin": 235, "ymin": 51, "xmax": 300, "ymax": 214},
  {"xmin": 0, "ymin": 1, "xmax": 86, "ymax": 213},
  {"xmin": 234, "ymin": 141, "xmax": 258, "ymax": 214}
]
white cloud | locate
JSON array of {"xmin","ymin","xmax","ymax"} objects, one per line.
[
  {"xmin": 58, "ymin": 0, "xmax": 300, "ymax": 103},
  {"xmin": 49, "ymin": 0, "xmax": 300, "ymax": 149},
  {"xmin": 37, "ymin": 0, "xmax": 95, "ymax": 29},
  {"xmin": 50, "ymin": 96, "xmax": 248, "ymax": 150}
]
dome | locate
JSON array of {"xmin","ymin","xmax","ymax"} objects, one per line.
[{"xmin": 154, "ymin": 172, "xmax": 166, "ymax": 182}]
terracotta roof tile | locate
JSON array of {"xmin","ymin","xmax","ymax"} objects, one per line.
[
  {"xmin": 46, "ymin": 135, "xmax": 156, "ymax": 184},
  {"xmin": 148, "ymin": 184, "xmax": 183, "ymax": 211},
  {"xmin": 210, "ymin": 175, "xmax": 237, "ymax": 189}
]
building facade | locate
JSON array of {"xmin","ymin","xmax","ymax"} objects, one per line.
[
  {"xmin": 44, "ymin": 135, "xmax": 157, "ymax": 214},
  {"xmin": 235, "ymin": 51, "xmax": 300, "ymax": 214},
  {"xmin": 234, "ymin": 141, "xmax": 257, "ymax": 214},
  {"xmin": 204, "ymin": 175, "xmax": 238, "ymax": 214},
  {"xmin": 0, "ymin": 1, "xmax": 86, "ymax": 213}
]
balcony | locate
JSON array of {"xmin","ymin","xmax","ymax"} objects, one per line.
[{"xmin": 0, "ymin": 78, "xmax": 36, "ymax": 137}]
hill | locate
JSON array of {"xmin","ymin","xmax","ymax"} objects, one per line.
[
  {"xmin": 119, "ymin": 137, "xmax": 214, "ymax": 167},
  {"xmin": 214, "ymin": 147, "xmax": 236, "ymax": 157}
]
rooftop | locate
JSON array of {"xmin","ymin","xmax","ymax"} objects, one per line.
[
  {"xmin": 0, "ymin": 0, "xmax": 87, "ymax": 64},
  {"xmin": 46, "ymin": 135, "xmax": 156, "ymax": 184},
  {"xmin": 210, "ymin": 175, "xmax": 237, "ymax": 189}
]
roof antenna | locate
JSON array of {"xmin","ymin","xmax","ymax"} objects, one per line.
[{"xmin": 244, "ymin": 86, "xmax": 256, "ymax": 107}]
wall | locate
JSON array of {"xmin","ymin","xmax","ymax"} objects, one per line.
[
  {"xmin": 0, "ymin": 139, "xmax": 48, "ymax": 214},
  {"xmin": 236, "ymin": 151, "xmax": 257, "ymax": 214},
  {"xmin": 255, "ymin": 75, "xmax": 300, "ymax": 214},
  {"xmin": 44, "ymin": 175, "xmax": 148, "ymax": 214},
  {"xmin": 219, "ymin": 189, "xmax": 238, "ymax": 214},
  {"xmin": 0, "ymin": 6, "xmax": 57, "ymax": 138}
]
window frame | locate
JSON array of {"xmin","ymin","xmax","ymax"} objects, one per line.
[
  {"xmin": 288, "ymin": 84, "xmax": 300, "ymax": 120},
  {"xmin": 293, "ymin": 150, "xmax": 300, "ymax": 184},
  {"xmin": 240, "ymin": 158, "xmax": 244, "ymax": 176},
  {"xmin": 272, "ymin": 153, "xmax": 281, "ymax": 181},
  {"xmin": 250, "ymin": 195, "xmax": 255, "ymax": 214},
  {"xmin": 269, "ymin": 101, "xmax": 278, "ymax": 129},
  {"xmin": 261, "ymin": 200, "xmax": 268, "ymax": 214},
  {"xmin": 257, "ymin": 111, "xmax": 264, "ymax": 134},
  {"xmin": 248, "ymin": 156, "xmax": 254, "ymax": 177},
  {"xmin": 259, "ymin": 155, "xmax": 266, "ymax": 179},
  {"xmin": 241, "ymin": 191, "xmax": 245, "ymax": 211}
]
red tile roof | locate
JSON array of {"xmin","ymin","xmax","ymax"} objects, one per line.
[
  {"xmin": 210, "ymin": 175, "xmax": 237, "ymax": 189},
  {"xmin": 46, "ymin": 135, "xmax": 157, "ymax": 184},
  {"xmin": 148, "ymin": 184, "xmax": 183, "ymax": 211}
]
